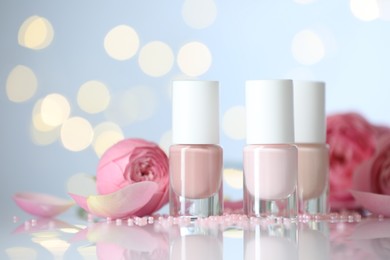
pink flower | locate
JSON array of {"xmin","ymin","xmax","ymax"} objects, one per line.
[
  {"xmin": 326, "ymin": 113, "xmax": 376, "ymax": 209},
  {"xmin": 351, "ymin": 133, "xmax": 390, "ymax": 216},
  {"xmin": 367, "ymin": 135, "xmax": 390, "ymax": 195},
  {"xmin": 96, "ymin": 138, "xmax": 169, "ymax": 216},
  {"xmin": 69, "ymin": 138, "xmax": 169, "ymax": 218},
  {"xmin": 13, "ymin": 192, "xmax": 74, "ymax": 218}
]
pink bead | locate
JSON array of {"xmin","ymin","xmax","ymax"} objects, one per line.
[
  {"xmin": 12, "ymin": 216, "xmax": 19, "ymax": 223},
  {"xmin": 355, "ymin": 214, "xmax": 362, "ymax": 222},
  {"xmin": 139, "ymin": 219, "xmax": 148, "ymax": 226},
  {"xmin": 24, "ymin": 221, "xmax": 30, "ymax": 230}
]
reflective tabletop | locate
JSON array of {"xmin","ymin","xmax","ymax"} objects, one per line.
[{"xmin": 1, "ymin": 209, "xmax": 390, "ymax": 260}]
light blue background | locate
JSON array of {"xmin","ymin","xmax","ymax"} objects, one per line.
[{"xmin": 1, "ymin": 0, "xmax": 389, "ymax": 224}]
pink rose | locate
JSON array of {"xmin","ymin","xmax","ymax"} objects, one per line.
[
  {"xmin": 96, "ymin": 138, "xmax": 169, "ymax": 216},
  {"xmin": 354, "ymin": 134, "xmax": 390, "ymax": 195},
  {"xmin": 68, "ymin": 138, "xmax": 169, "ymax": 219},
  {"xmin": 326, "ymin": 113, "xmax": 376, "ymax": 209},
  {"xmin": 340, "ymin": 124, "xmax": 390, "ymax": 216},
  {"xmin": 367, "ymin": 135, "xmax": 390, "ymax": 195}
]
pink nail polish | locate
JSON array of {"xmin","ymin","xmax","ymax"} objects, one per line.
[
  {"xmin": 244, "ymin": 80, "xmax": 298, "ymax": 218},
  {"xmin": 294, "ymin": 80, "xmax": 329, "ymax": 214},
  {"xmin": 169, "ymin": 80, "xmax": 223, "ymax": 218}
]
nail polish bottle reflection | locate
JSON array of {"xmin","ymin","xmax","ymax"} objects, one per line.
[
  {"xmin": 244, "ymin": 223, "xmax": 298, "ymax": 260},
  {"xmin": 243, "ymin": 80, "xmax": 298, "ymax": 218},
  {"xmin": 299, "ymin": 222, "xmax": 330, "ymax": 260},
  {"xmin": 293, "ymin": 81, "xmax": 329, "ymax": 214},
  {"xmin": 169, "ymin": 80, "xmax": 223, "ymax": 218},
  {"xmin": 170, "ymin": 225, "xmax": 223, "ymax": 260}
]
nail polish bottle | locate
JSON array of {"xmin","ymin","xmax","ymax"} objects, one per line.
[
  {"xmin": 294, "ymin": 80, "xmax": 329, "ymax": 214},
  {"xmin": 169, "ymin": 80, "xmax": 223, "ymax": 218},
  {"xmin": 243, "ymin": 79, "xmax": 298, "ymax": 218}
]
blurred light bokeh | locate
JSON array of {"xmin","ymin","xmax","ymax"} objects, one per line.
[{"xmin": 1, "ymin": 0, "xmax": 390, "ymax": 220}]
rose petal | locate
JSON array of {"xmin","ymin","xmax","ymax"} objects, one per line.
[
  {"xmin": 13, "ymin": 192, "xmax": 74, "ymax": 218},
  {"xmin": 350, "ymin": 190, "xmax": 390, "ymax": 217},
  {"xmin": 87, "ymin": 181, "xmax": 158, "ymax": 218},
  {"xmin": 98, "ymin": 138, "xmax": 156, "ymax": 170},
  {"xmin": 96, "ymin": 161, "xmax": 129, "ymax": 194},
  {"xmin": 352, "ymin": 160, "xmax": 373, "ymax": 192},
  {"xmin": 134, "ymin": 189, "xmax": 168, "ymax": 217},
  {"xmin": 68, "ymin": 193, "xmax": 89, "ymax": 212}
]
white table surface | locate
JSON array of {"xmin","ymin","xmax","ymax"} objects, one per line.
[{"xmin": 1, "ymin": 207, "xmax": 389, "ymax": 260}]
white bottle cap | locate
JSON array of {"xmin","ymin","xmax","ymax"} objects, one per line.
[
  {"xmin": 293, "ymin": 80, "xmax": 326, "ymax": 143},
  {"xmin": 245, "ymin": 80, "xmax": 294, "ymax": 144},
  {"xmin": 172, "ymin": 80, "xmax": 219, "ymax": 144}
]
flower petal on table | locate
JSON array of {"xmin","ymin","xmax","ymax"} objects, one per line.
[
  {"xmin": 87, "ymin": 181, "xmax": 158, "ymax": 218},
  {"xmin": 68, "ymin": 193, "xmax": 90, "ymax": 212},
  {"xmin": 13, "ymin": 192, "xmax": 75, "ymax": 218},
  {"xmin": 350, "ymin": 190, "xmax": 390, "ymax": 217}
]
